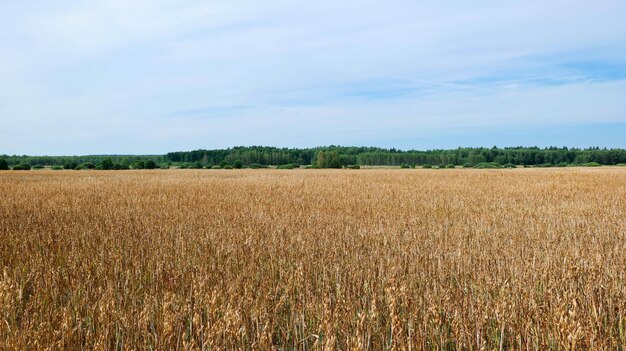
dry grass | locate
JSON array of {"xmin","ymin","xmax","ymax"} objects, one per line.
[{"xmin": 1, "ymin": 168, "xmax": 625, "ymax": 350}]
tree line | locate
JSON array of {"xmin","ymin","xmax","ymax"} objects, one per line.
[
  {"xmin": 2, "ymin": 146, "xmax": 626, "ymax": 170},
  {"xmin": 165, "ymin": 146, "xmax": 626, "ymax": 168},
  {"xmin": 0, "ymin": 156, "xmax": 164, "ymax": 171}
]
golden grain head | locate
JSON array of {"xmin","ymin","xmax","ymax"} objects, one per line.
[{"xmin": 0, "ymin": 168, "xmax": 625, "ymax": 350}]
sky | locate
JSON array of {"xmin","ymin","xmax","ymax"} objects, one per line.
[{"xmin": 1, "ymin": 0, "xmax": 625, "ymax": 155}]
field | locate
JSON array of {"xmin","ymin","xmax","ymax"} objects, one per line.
[{"xmin": 1, "ymin": 169, "xmax": 625, "ymax": 350}]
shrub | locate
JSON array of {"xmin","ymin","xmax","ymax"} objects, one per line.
[
  {"xmin": 446, "ymin": 164, "xmax": 455, "ymax": 169},
  {"xmin": 233, "ymin": 160, "xmax": 243, "ymax": 169},
  {"xmin": 438, "ymin": 164, "xmax": 447, "ymax": 169},
  {"xmin": 211, "ymin": 165, "xmax": 221, "ymax": 169},
  {"xmin": 51, "ymin": 166, "xmax": 63, "ymax": 170},
  {"xmin": 0, "ymin": 158, "xmax": 9, "ymax": 170},
  {"xmin": 223, "ymin": 165, "xmax": 233, "ymax": 169},
  {"xmin": 617, "ymin": 163, "xmax": 626, "ymax": 167},
  {"xmin": 400, "ymin": 163, "xmax": 410, "ymax": 169},
  {"xmin": 474, "ymin": 162, "xmax": 501, "ymax": 169},
  {"xmin": 556, "ymin": 162, "xmax": 569, "ymax": 168},
  {"xmin": 219, "ymin": 161, "xmax": 229, "ymax": 169},
  {"xmin": 422, "ymin": 164, "xmax": 432, "ymax": 169},
  {"xmin": 581, "ymin": 162, "xmax": 601, "ymax": 167},
  {"xmin": 160, "ymin": 163, "xmax": 170, "ymax": 169},
  {"xmin": 32, "ymin": 165, "xmax": 45, "ymax": 170},
  {"xmin": 12, "ymin": 163, "xmax": 31, "ymax": 170},
  {"xmin": 503, "ymin": 163, "xmax": 516, "ymax": 168},
  {"xmin": 277, "ymin": 164, "xmax": 294, "ymax": 170},
  {"xmin": 179, "ymin": 161, "xmax": 201, "ymax": 169},
  {"xmin": 463, "ymin": 163, "xmax": 474, "ymax": 168},
  {"xmin": 347, "ymin": 165, "xmax": 360, "ymax": 169}
]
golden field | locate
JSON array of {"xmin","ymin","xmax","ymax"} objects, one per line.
[{"xmin": 1, "ymin": 169, "xmax": 625, "ymax": 350}]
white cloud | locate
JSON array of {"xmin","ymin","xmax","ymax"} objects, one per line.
[{"xmin": 1, "ymin": 0, "xmax": 625, "ymax": 154}]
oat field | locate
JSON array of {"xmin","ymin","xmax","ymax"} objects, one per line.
[{"xmin": 1, "ymin": 169, "xmax": 625, "ymax": 350}]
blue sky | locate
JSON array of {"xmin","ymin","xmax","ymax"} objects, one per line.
[{"xmin": 1, "ymin": 0, "xmax": 625, "ymax": 155}]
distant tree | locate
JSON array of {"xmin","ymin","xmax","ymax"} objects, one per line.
[
  {"xmin": 233, "ymin": 160, "xmax": 243, "ymax": 169},
  {"xmin": 327, "ymin": 151, "xmax": 342, "ymax": 168},
  {"xmin": 316, "ymin": 151, "xmax": 342, "ymax": 168},
  {"xmin": 131, "ymin": 160, "xmax": 145, "ymax": 169},
  {"xmin": 144, "ymin": 160, "xmax": 157, "ymax": 169},
  {"xmin": 76, "ymin": 162, "xmax": 96, "ymax": 170},
  {"xmin": 200, "ymin": 154, "xmax": 208, "ymax": 165},
  {"xmin": 120, "ymin": 157, "xmax": 131, "ymax": 169},
  {"xmin": 0, "ymin": 158, "xmax": 8, "ymax": 170},
  {"xmin": 315, "ymin": 151, "xmax": 326, "ymax": 168},
  {"xmin": 64, "ymin": 161, "xmax": 78, "ymax": 170},
  {"xmin": 100, "ymin": 157, "xmax": 114, "ymax": 170},
  {"xmin": 468, "ymin": 152, "xmax": 487, "ymax": 165}
]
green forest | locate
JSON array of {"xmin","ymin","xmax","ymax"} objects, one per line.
[{"xmin": 2, "ymin": 146, "xmax": 626, "ymax": 170}]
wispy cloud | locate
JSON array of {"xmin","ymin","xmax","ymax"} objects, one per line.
[{"xmin": 1, "ymin": 0, "xmax": 625, "ymax": 154}]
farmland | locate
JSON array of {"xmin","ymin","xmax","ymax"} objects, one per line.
[{"xmin": 1, "ymin": 169, "xmax": 625, "ymax": 349}]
